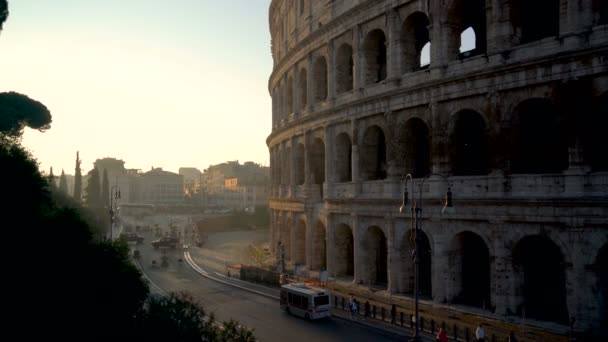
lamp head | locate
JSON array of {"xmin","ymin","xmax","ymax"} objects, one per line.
[
  {"xmin": 399, "ymin": 190, "xmax": 408, "ymax": 213},
  {"xmin": 442, "ymin": 187, "xmax": 455, "ymax": 215}
]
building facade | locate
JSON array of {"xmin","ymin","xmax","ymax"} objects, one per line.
[
  {"xmin": 267, "ymin": 0, "xmax": 608, "ymax": 336},
  {"xmin": 135, "ymin": 167, "xmax": 184, "ymax": 205}
]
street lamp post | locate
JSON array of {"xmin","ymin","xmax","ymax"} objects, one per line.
[
  {"xmin": 400, "ymin": 173, "xmax": 453, "ymax": 342},
  {"xmin": 109, "ymin": 185, "xmax": 121, "ymax": 240}
]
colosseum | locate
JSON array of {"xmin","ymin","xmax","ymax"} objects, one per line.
[{"xmin": 267, "ymin": 0, "xmax": 607, "ymax": 338}]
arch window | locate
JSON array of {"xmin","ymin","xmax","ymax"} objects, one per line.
[
  {"xmin": 401, "ymin": 229, "xmax": 432, "ymax": 296},
  {"xmin": 595, "ymin": 0, "xmax": 608, "ymax": 25},
  {"xmin": 451, "ymin": 110, "xmax": 489, "ymax": 176},
  {"xmin": 513, "ymin": 235, "xmax": 569, "ymax": 324},
  {"xmin": 511, "ymin": 98, "xmax": 567, "ymax": 174},
  {"xmin": 360, "ymin": 125, "xmax": 387, "ymax": 181},
  {"xmin": 335, "ymin": 44, "xmax": 354, "ymax": 93},
  {"xmin": 295, "ymin": 220, "xmax": 306, "ymax": 265},
  {"xmin": 400, "ymin": 12, "xmax": 430, "ymax": 72},
  {"xmin": 310, "ymin": 138, "xmax": 325, "ymax": 184},
  {"xmin": 398, "ymin": 118, "xmax": 431, "ymax": 178},
  {"xmin": 295, "ymin": 143, "xmax": 305, "ymax": 185},
  {"xmin": 335, "ymin": 133, "xmax": 352, "ymax": 182},
  {"xmin": 313, "ymin": 56, "xmax": 328, "ymax": 102},
  {"xmin": 312, "ymin": 221, "xmax": 326, "ymax": 270},
  {"xmin": 298, "ymin": 68, "xmax": 307, "ymax": 110},
  {"xmin": 363, "ymin": 226, "xmax": 388, "ymax": 286},
  {"xmin": 583, "ymin": 93, "xmax": 608, "ymax": 171},
  {"xmin": 511, "ymin": 0, "xmax": 560, "ymax": 44},
  {"xmin": 362, "ymin": 29, "xmax": 387, "ymax": 85},
  {"xmin": 447, "ymin": 0, "xmax": 487, "ymax": 59},
  {"xmin": 450, "ymin": 231, "xmax": 491, "ymax": 309},
  {"xmin": 335, "ymin": 224, "xmax": 354, "ymax": 277},
  {"xmin": 286, "ymin": 76, "xmax": 294, "ymax": 115}
]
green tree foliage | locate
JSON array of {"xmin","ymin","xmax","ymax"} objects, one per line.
[
  {"xmin": 85, "ymin": 167, "xmax": 102, "ymax": 207},
  {"xmin": 73, "ymin": 150, "xmax": 82, "ymax": 201},
  {"xmin": 59, "ymin": 168, "xmax": 68, "ymax": 193},
  {"xmin": 102, "ymin": 168, "xmax": 110, "ymax": 207},
  {"xmin": 0, "ymin": 91, "xmax": 52, "ymax": 137},
  {"xmin": 0, "ymin": 0, "xmax": 7, "ymax": 33},
  {"xmin": 48, "ymin": 165, "xmax": 55, "ymax": 187}
]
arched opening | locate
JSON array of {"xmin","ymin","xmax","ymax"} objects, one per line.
[
  {"xmin": 360, "ymin": 125, "xmax": 387, "ymax": 181},
  {"xmin": 595, "ymin": 0, "xmax": 608, "ymax": 25},
  {"xmin": 335, "ymin": 224, "xmax": 354, "ymax": 277},
  {"xmin": 400, "ymin": 12, "xmax": 430, "ymax": 73},
  {"xmin": 295, "ymin": 219, "xmax": 306, "ymax": 265},
  {"xmin": 401, "ymin": 229, "xmax": 432, "ymax": 297},
  {"xmin": 335, "ymin": 133, "xmax": 352, "ymax": 182},
  {"xmin": 283, "ymin": 218, "xmax": 292, "ymax": 261},
  {"xmin": 363, "ymin": 226, "xmax": 388, "ymax": 286},
  {"xmin": 447, "ymin": 0, "xmax": 487, "ymax": 59},
  {"xmin": 450, "ymin": 231, "xmax": 491, "ymax": 309},
  {"xmin": 596, "ymin": 244, "xmax": 608, "ymax": 331},
  {"xmin": 336, "ymin": 43, "xmax": 354, "ymax": 93},
  {"xmin": 298, "ymin": 68, "xmax": 307, "ymax": 110},
  {"xmin": 295, "ymin": 143, "xmax": 305, "ymax": 185},
  {"xmin": 420, "ymin": 42, "xmax": 431, "ymax": 68},
  {"xmin": 362, "ymin": 29, "xmax": 387, "ymax": 85},
  {"xmin": 513, "ymin": 235, "xmax": 569, "ymax": 324},
  {"xmin": 583, "ymin": 93, "xmax": 608, "ymax": 171},
  {"xmin": 284, "ymin": 147, "xmax": 291, "ymax": 186},
  {"xmin": 511, "ymin": 98, "xmax": 567, "ymax": 174},
  {"xmin": 511, "ymin": 0, "xmax": 560, "ymax": 44},
  {"xmin": 310, "ymin": 138, "xmax": 325, "ymax": 184},
  {"xmin": 286, "ymin": 76, "xmax": 294, "ymax": 115},
  {"xmin": 451, "ymin": 110, "xmax": 489, "ymax": 176},
  {"xmin": 312, "ymin": 56, "xmax": 328, "ymax": 102},
  {"xmin": 312, "ymin": 221, "xmax": 326, "ymax": 270},
  {"xmin": 400, "ymin": 118, "xmax": 430, "ymax": 178}
]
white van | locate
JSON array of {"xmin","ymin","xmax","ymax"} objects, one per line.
[{"xmin": 280, "ymin": 283, "xmax": 331, "ymax": 320}]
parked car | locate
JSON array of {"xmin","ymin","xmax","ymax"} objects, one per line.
[
  {"xmin": 120, "ymin": 232, "xmax": 144, "ymax": 244},
  {"xmin": 151, "ymin": 236, "xmax": 179, "ymax": 249}
]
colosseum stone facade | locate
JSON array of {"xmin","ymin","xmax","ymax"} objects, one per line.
[{"xmin": 267, "ymin": 0, "xmax": 608, "ymax": 337}]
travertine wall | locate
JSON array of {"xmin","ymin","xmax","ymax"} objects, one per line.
[{"xmin": 267, "ymin": 0, "xmax": 608, "ymax": 336}]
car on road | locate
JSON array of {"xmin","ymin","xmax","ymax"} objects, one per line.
[
  {"xmin": 120, "ymin": 232, "xmax": 145, "ymax": 244},
  {"xmin": 151, "ymin": 236, "xmax": 179, "ymax": 249}
]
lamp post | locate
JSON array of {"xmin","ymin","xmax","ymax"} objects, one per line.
[
  {"xmin": 109, "ymin": 185, "xmax": 121, "ymax": 240},
  {"xmin": 400, "ymin": 173, "xmax": 453, "ymax": 342}
]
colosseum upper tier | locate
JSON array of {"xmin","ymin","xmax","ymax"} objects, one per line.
[{"xmin": 267, "ymin": 0, "xmax": 608, "ymax": 335}]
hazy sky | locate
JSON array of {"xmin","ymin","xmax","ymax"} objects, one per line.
[{"xmin": 0, "ymin": 0, "xmax": 272, "ymax": 174}]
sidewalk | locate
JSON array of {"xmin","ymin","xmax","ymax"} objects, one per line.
[{"xmin": 185, "ymin": 245, "xmax": 438, "ymax": 342}]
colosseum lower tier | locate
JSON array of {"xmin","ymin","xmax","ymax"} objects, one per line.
[{"xmin": 267, "ymin": 0, "xmax": 608, "ymax": 338}]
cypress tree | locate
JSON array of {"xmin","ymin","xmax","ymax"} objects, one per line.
[
  {"xmin": 48, "ymin": 166, "xmax": 55, "ymax": 187},
  {"xmin": 58, "ymin": 169, "xmax": 68, "ymax": 194},
  {"xmin": 102, "ymin": 168, "xmax": 110, "ymax": 208},
  {"xmin": 84, "ymin": 167, "xmax": 102, "ymax": 208},
  {"xmin": 73, "ymin": 151, "xmax": 82, "ymax": 202}
]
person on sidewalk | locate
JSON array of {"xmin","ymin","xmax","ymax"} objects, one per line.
[
  {"xmin": 349, "ymin": 296, "xmax": 356, "ymax": 320},
  {"xmin": 436, "ymin": 328, "xmax": 448, "ymax": 342},
  {"xmin": 475, "ymin": 323, "xmax": 486, "ymax": 342},
  {"xmin": 390, "ymin": 304, "xmax": 397, "ymax": 325},
  {"xmin": 507, "ymin": 331, "xmax": 517, "ymax": 342},
  {"xmin": 364, "ymin": 300, "xmax": 371, "ymax": 320},
  {"xmin": 353, "ymin": 298, "xmax": 360, "ymax": 319}
]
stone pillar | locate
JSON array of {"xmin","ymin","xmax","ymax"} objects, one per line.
[
  {"xmin": 327, "ymin": 41, "xmax": 337, "ymax": 100},
  {"xmin": 432, "ymin": 230, "xmax": 450, "ymax": 304},
  {"xmin": 386, "ymin": 7, "xmax": 400, "ymax": 82},
  {"xmin": 289, "ymin": 212, "xmax": 297, "ymax": 263},
  {"xmin": 306, "ymin": 54, "xmax": 314, "ymax": 111},
  {"xmin": 430, "ymin": 102, "xmax": 450, "ymax": 175},
  {"xmin": 290, "ymin": 137, "xmax": 297, "ymax": 198},
  {"xmin": 387, "ymin": 216, "xmax": 398, "ymax": 294},
  {"xmin": 324, "ymin": 125, "xmax": 333, "ymax": 198},
  {"xmin": 304, "ymin": 130, "xmax": 311, "ymax": 185},
  {"xmin": 305, "ymin": 212, "xmax": 315, "ymax": 269},
  {"xmin": 492, "ymin": 229, "xmax": 514, "ymax": 316},
  {"xmin": 487, "ymin": 0, "xmax": 516, "ymax": 53},
  {"xmin": 352, "ymin": 24, "xmax": 362, "ymax": 92},
  {"xmin": 352, "ymin": 214, "xmax": 363, "ymax": 284},
  {"xmin": 563, "ymin": 141, "xmax": 589, "ymax": 196},
  {"xmin": 326, "ymin": 215, "xmax": 336, "ymax": 277}
]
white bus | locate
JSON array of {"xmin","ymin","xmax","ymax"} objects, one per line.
[{"xmin": 280, "ymin": 283, "xmax": 331, "ymax": 320}]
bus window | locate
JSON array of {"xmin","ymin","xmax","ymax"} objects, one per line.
[
  {"xmin": 288, "ymin": 293, "xmax": 292, "ymax": 303},
  {"xmin": 314, "ymin": 295, "xmax": 330, "ymax": 307},
  {"xmin": 293, "ymin": 294, "xmax": 301, "ymax": 307},
  {"xmin": 302, "ymin": 297, "xmax": 308, "ymax": 309}
]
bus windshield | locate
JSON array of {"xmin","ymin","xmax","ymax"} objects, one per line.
[{"xmin": 314, "ymin": 295, "xmax": 330, "ymax": 307}]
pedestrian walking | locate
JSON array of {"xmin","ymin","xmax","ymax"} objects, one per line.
[
  {"xmin": 364, "ymin": 300, "xmax": 371, "ymax": 320},
  {"xmin": 390, "ymin": 304, "xmax": 397, "ymax": 325},
  {"xmin": 475, "ymin": 323, "xmax": 486, "ymax": 342},
  {"xmin": 353, "ymin": 298, "xmax": 360, "ymax": 319},
  {"xmin": 349, "ymin": 296, "xmax": 356, "ymax": 320},
  {"xmin": 436, "ymin": 328, "xmax": 448, "ymax": 342}
]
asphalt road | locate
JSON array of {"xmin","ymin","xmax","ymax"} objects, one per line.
[{"xmin": 134, "ymin": 240, "xmax": 398, "ymax": 342}]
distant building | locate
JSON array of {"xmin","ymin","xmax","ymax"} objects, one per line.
[
  {"xmin": 135, "ymin": 167, "xmax": 184, "ymax": 205},
  {"xmin": 179, "ymin": 167, "xmax": 204, "ymax": 204},
  {"xmin": 203, "ymin": 160, "xmax": 269, "ymax": 210},
  {"xmin": 93, "ymin": 157, "xmax": 131, "ymax": 203}
]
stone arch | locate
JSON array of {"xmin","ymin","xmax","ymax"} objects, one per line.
[
  {"xmin": 284, "ymin": 146, "xmax": 291, "ymax": 185},
  {"xmin": 362, "ymin": 226, "xmax": 388, "ymax": 286},
  {"xmin": 312, "ymin": 56, "xmax": 328, "ymax": 102},
  {"xmin": 362, "ymin": 29, "xmax": 387, "ymax": 85},
  {"xmin": 400, "ymin": 11, "xmax": 430, "ymax": 72},
  {"xmin": 286, "ymin": 76, "xmax": 294, "ymax": 115},
  {"xmin": 335, "ymin": 132, "xmax": 352, "ymax": 182},
  {"xmin": 450, "ymin": 110, "xmax": 489, "ymax": 176},
  {"xmin": 310, "ymin": 137, "xmax": 325, "ymax": 184},
  {"xmin": 446, "ymin": 0, "xmax": 487, "ymax": 59},
  {"xmin": 335, "ymin": 223, "xmax": 354, "ymax": 277},
  {"xmin": 335, "ymin": 43, "xmax": 354, "ymax": 93},
  {"xmin": 397, "ymin": 117, "xmax": 431, "ymax": 178},
  {"xmin": 583, "ymin": 92, "xmax": 608, "ymax": 171},
  {"xmin": 596, "ymin": 243, "xmax": 608, "ymax": 331},
  {"xmin": 401, "ymin": 228, "xmax": 432, "ymax": 297},
  {"xmin": 295, "ymin": 219, "xmax": 306, "ymax": 265},
  {"xmin": 594, "ymin": 0, "xmax": 608, "ymax": 25},
  {"xmin": 510, "ymin": 0, "xmax": 560, "ymax": 44},
  {"xmin": 511, "ymin": 98, "xmax": 567, "ymax": 174},
  {"xmin": 295, "ymin": 143, "xmax": 305, "ymax": 185},
  {"xmin": 312, "ymin": 220, "xmax": 327, "ymax": 270},
  {"xmin": 297, "ymin": 68, "xmax": 307, "ymax": 110},
  {"xmin": 449, "ymin": 231, "xmax": 492, "ymax": 309},
  {"xmin": 512, "ymin": 235, "xmax": 569, "ymax": 324},
  {"xmin": 360, "ymin": 125, "xmax": 387, "ymax": 181}
]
